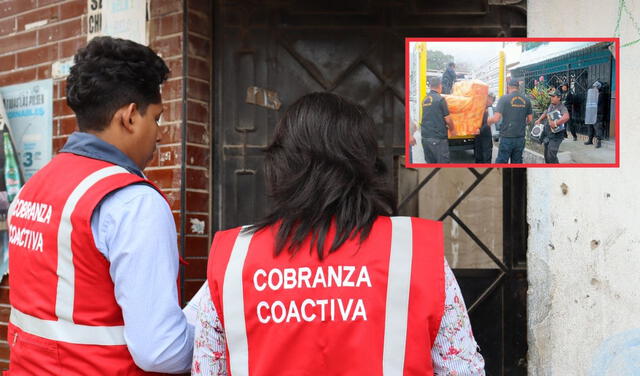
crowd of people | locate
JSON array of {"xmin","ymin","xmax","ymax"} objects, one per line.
[{"xmin": 411, "ymin": 62, "xmax": 610, "ymax": 165}]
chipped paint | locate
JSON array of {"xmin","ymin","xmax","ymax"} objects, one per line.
[{"xmin": 190, "ymin": 218, "xmax": 205, "ymax": 234}]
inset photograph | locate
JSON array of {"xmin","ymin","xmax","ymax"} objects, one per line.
[{"xmin": 406, "ymin": 38, "xmax": 619, "ymax": 167}]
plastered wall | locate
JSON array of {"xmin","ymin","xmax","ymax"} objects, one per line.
[{"xmin": 528, "ymin": 1, "xmax": 640, "ymax": 375}]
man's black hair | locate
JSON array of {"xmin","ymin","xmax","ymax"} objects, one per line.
[
  {"xmin": 250, "ymin": 92, "xmax": 397, "ymax": 260},
  {"xmin": 447, "ymin": 62, "xmax": 455, "ymax": 68},
  {"xmin": 66, "ymin": 36, "xmax": 169, "ymax": 131},
  {"xmin": 429, "ymin": 76, "xmax": 442, "ymax": 89}
]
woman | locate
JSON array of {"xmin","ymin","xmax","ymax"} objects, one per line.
[{"xmin": 192, "ymin": 93, "xmax": 485, "ymax": 375}]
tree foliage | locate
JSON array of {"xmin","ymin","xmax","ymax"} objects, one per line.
[{"xmin": 427, "ymin": 50, "xmax": 455, "ymax": 70}]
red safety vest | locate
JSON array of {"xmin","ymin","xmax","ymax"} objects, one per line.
[
  {"xmin": 6, "ymin": 153, "xmax": 168, "ymax": 376},
  {"xmin": 207, "ymin": 216, "xmax": 445, "ymax": 375}
]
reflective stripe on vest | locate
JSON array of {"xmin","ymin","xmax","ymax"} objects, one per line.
[
  {"xmin": 9, "ymin": 165, "xmax": 129, "ymax": 345},
  {"xmin": 222, "ymin": 218, "xmax": 415, "ymax": 376},
  {"xmin": 223, "ymin": 226, "xmax": 252, "ymax": 376}
]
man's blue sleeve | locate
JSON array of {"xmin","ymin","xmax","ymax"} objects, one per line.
[{"xmin": 91, "ymin": 183, "xmax": 194, "ymax": 373}]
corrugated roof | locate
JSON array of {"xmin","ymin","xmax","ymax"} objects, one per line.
[{"xmin": 510, "ymin": 42, "xmax": 602, "ymax": 70}]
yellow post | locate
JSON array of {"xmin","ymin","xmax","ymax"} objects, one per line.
[
  {"xmin": 498, "ymin": 50, "xmax": 505, "ymax": 97},
  {"xmin": 416, "ymin": 42, "xmax": 427, "ymax": 123}
]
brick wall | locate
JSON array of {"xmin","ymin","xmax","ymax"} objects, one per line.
[
  {"xmin": 181, "ymin": 0, "xmax": 211, "ymax": 301},
  {"xmin": 0, "ymin": 0, "xmax": 213, "ymax": 367}
]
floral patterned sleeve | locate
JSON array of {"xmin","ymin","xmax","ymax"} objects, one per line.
[
  {"xmin": 191, "ymin": 286, "xmax": 227, "ymax": 376},
  {"xmin": 191, "ymin": 258, "xmax": 485, "ymax": 376},
  {"xmin": 431, "ymin": 259, "xmax": 486, "ymax": 375}
]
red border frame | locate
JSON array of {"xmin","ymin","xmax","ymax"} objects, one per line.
[{"xmin": 404, "ymin": 37, "xmax": 620, "ymax": 168}]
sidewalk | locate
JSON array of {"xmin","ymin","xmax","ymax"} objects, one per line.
[
  {"xmin": 556, "ymin": 136, "xmax": 616, "ymax": 164},
  {"xmin": 521, "ymin": 135, "xmax": 616, "ymax": 164}
]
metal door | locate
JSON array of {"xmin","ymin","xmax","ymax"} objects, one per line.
[{"xmin": 213, "ymin": 1, "xmax": 527, "ymax": 374}]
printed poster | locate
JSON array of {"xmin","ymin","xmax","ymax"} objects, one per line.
[
  {"xmin": 0, "ymin": 92, "xmax": 25, "ymax": 280},
  {"xmin": 88, "ymin": 0, "xmax": 149, "ymax": 45},
  {"xmin": 0, "ymin": 79, "xmax": 53, "ymax": 181}
]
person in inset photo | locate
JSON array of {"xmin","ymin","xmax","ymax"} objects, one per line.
[
  {"xmin": 536, "ymin": 90, "xmax": 570, "ymax": 164},
  {"xmin": 559, "ymin": 82, "xmax": 577, "ymax": 141},
  {"xmin": 441, "ymin": 62, "xmax": 456, "ymax": 95},
  {"xmin": 420, "ymin": 76, "xmax": 454, "ymax": 164},
  {"xmin": 474, "ymin": 92, "xmax": 496, "ymax": 163},
  {"xmin": 489, "ymin": 78, "xmax": 532, "ymax": 164},
  {"xmin": 584, "ymin": 80, "xmax": 606, "ymax": 148}
]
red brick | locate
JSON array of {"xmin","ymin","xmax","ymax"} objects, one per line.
[
  {"xmin": 60, "ymin": 36, "xmax": 86, "ymax": 58},
  {"xmin": 162, "ymin": 78, "xmax": 183, "ymax": 101},
  {"xmin": 148, "ymin": 144, "xmax": 181, "ymax": 167},
  {"xmin": 17, "ymin": 6, "xmax": 59, "ymax": 31},
  {"xmin": 185, "ymin": 235, "xmax": 209, "ymax": 257},
  {"xmin": 17, "ymin": 44, "xmax": 58, "ymax": 67},
  {"xmin": 0, "ymin": 0, "xmax": 37, "ymax": 19},
  {"xmin": 0, "ymin": 55, "xmax": 15, "ymax": 72},
  {"xmin": 160, "ymin": 12, "xmax": 183, "ymax": 36},
  {"xmin": 58, "ymin": 116, "xmax": 77, "ymax": 136},
  {"xmin": 0, "ymin": 18, "xmax": 16, "ymax": 36},
  {"xmin": 0, "ymin": 30, "xmax": 37, "ymax": 55},
  {"xmin": 186, "ymin": 144, "xmax": 208, "ymax": 167},
  {"xmin": 37, "ymin": 64, "xmax": 52, "ymax": 79},
  {"xmin": 189, "ymin": 0, "xmax": 211, "ymax": 16},
  {"xmin": 186, "ymin": 167, "xmax": 208, "ymax": 190},
  {"xmin": 0, "ymin": 325, "xmax": 6, "ymax": 342},
  {"xmin": 54, "ymin": 98, "xmax": 74, "ymax": 116},
  {"xmin": 58, "ymin": 79, "xmax": 67, "ymax": 98},
  {"xmin": 184, "ymin": 258, "xmax": 207, "ymax": 279},
  {"xmin": 188, "ymin": 57, "xmax": 209, "ymax": 81},
  {"xmin": 0, "ymin": 67, "xmax": 37, "ymax": 86},
  {"xmin": 161, "ymin": 100, "xmax": 183, "ymax": 123},
  {"xmin": 38, "ymin": 18, "xmax": 82, "ymax": 44},
  {"xmin": 163, "ymin": 189, "xmax": 181, "ymax": 211},
  {"xmin": 186, "ymin": 100, "xmax": 207, "ymax": 124},
  {"xmin": 183, "ymin": 279, "xmax": 206, "ymax": 301},
  {"xmin": 145, "ymin": 167, "xmax": 182, "ymax": 190},
  {"xmin": 0, "ymin": 305, "xmax": 9, "ymax": 323},
  {"xmin": 188, "ymin": 11, "xmax": 208, "ymax": 37},
  {"xmin": 151, "ymin": 34, "xmax": 182, "ymax": 58},
  {"xmin": 39, "ymin": 0, "xmax": 65, "ymax": 6},
  {"xmin": 187, "ymin": 122, "xmax": 209, "ymax": 145},
  {"xmin": 52, "ymin": 136, "xmax": 68, "ymax": 154},
  {"xmin": 164, "ymin": 57, "xmax": 183, "ymax": 78},
  {"xmin": 60, "ymin": 0, "xmax": 86, "ymax": 20},
  {"xmin": 187, "ymin": 34, "xmax": 209, "ymax": 59},
  {"xmin": 172, "ymin": 212, "xmax": 181, "ymax": 231},
  {"xmin": 186, "ymin": 190, "xmax": 208, "ymax": 213},
  {"xmin": 148, "ymin": 17, "xmax": 160, "ymax": 39},
  {"xmin": 0, "ymin": 361, "xmax": 8, "ymax": 372},
  {"xmin": 187, "ymin": 78, "xmax": 208, "ymax": 102},
  {"xmin": 0, "ymin": 287, "xmax": 8, "ymax": 305},
  {"xmin": 0, "ymin": 341, "xmax": 9, "ymax": 360},
  {"xmin": 158, "ymin": 123, "xmax": 181, "ymax": 144},
  {"xmin": 151, "ymin": 0, "xmax": 182, "ymax": 17}
]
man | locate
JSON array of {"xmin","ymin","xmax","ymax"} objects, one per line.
[
  {"xmin": 559, "ymin": 83, "xmax": 577, "ymax": 141},
  {"xmin": 535, "ymin": 90, "xmax": 570, "ymax": 164},
  {"xmin": 421, "ymin": 76, "xmax": 454, "ymax": 163},
  {"xmin": 7, "ymin": 37, "xmax": 193, "ymax": 375},
  {"xmin": 489, "ymin": 79, "xmax": 532, "ymax": 164},
  {"xmin": 474, "ymin": 93, "xmax": 496, "ymax": 163},
  {"xmin": 584, "ymin": 81, "xmax": 605, "ymax": 148},
  {"xmin": 441, "ymin": 62, "xmax": 456, "ymax": 94}
]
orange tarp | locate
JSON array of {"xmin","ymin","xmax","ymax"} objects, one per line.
[{"xmin": 443, "ymin": 79, "xmax": 489, "ymax": 138}]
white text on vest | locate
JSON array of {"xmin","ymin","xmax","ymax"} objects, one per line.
[{"xmin": 253, "ymin": 266, "xmax": 372, "ymax": 324}]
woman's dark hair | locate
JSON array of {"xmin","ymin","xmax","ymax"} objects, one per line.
[
  {"xmin": 251, "ymin": 92, "xmax": 397, "ymax": 259},
  {"xmin": 66, "ymin": 36, "xmax": 169, "ymax": 131}
]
